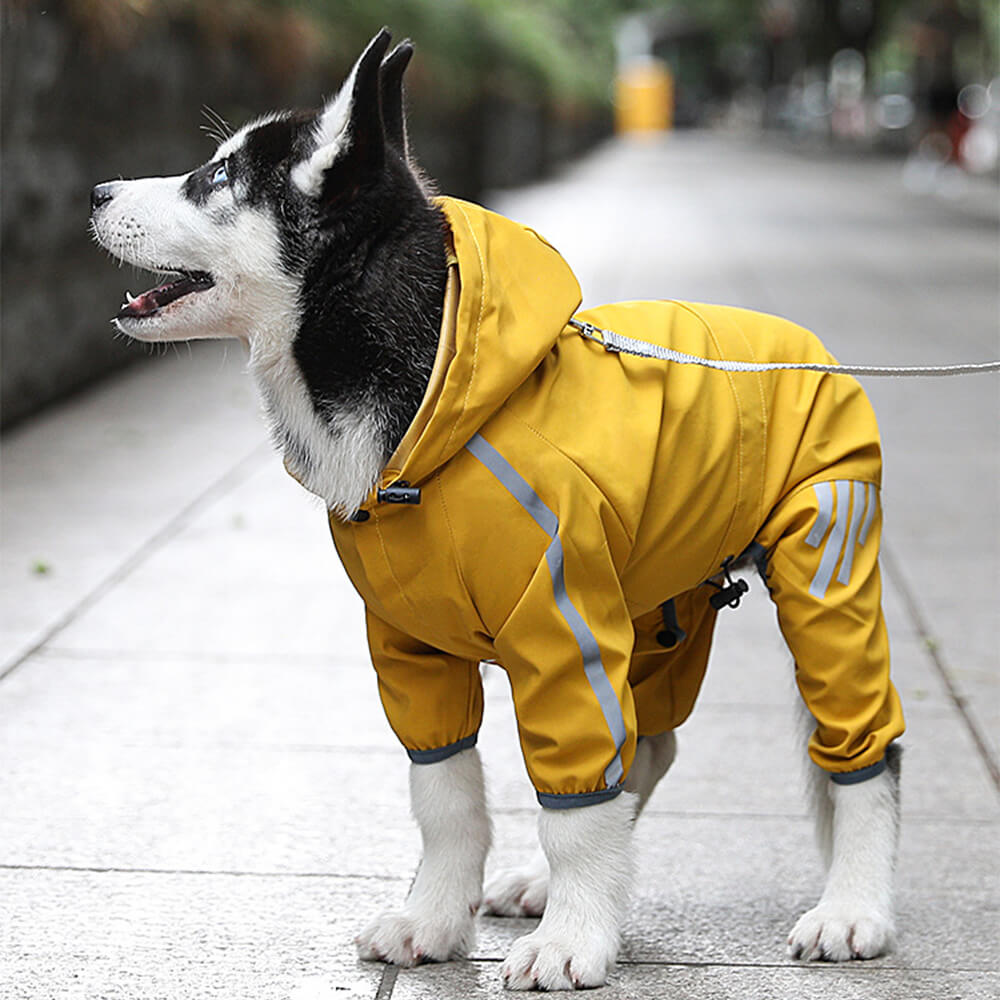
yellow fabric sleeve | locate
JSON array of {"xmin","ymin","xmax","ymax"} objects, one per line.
[
  {"xmin": 366, "ymin": 609, "xmax": 484, "ymax": 762},
  {"xmin": 757, "ymin": 479, "xmax": 904, "ymax": 776}
]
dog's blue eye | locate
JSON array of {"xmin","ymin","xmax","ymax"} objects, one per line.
[{"xmin": 211, "ymin": 162, "xmax": 228, "ymax": 186}]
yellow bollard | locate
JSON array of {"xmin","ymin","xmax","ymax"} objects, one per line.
[{"xmin": 615, "ymin": 59, "xmax": 674, "ymax": 135}]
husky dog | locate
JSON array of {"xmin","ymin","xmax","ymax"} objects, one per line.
[{"xmin": 91, "ymin": 30, "xmax": 903, "ymax": 992}]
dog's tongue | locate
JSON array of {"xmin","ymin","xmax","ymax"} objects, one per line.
[{"xmin": 119, "ymin": 273, "xmax": 213, "ymax": 319}]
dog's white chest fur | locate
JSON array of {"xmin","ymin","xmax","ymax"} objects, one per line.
[{"xmin": 250, "ymin": 343, "xmax": 384, "ymax": 517}]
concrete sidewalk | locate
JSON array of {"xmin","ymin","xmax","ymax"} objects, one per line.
[{"xmin": 1, "ymin": 133, "xmax": 997, "ymax": 999}]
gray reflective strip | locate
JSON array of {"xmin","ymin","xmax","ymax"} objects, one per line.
[
  {"xmin": 830, "ymin": 758, "xmax": 886, "ymax": 784},
  {"xmin": 837, "ymin": 482, "xmax": 868, "ymax": 586},
  {"xmin": 537, "ymin": 785, "xmax": 624, "ymax": 809},
  {"xmin": 465, "ymin": 433, "xmax": 626, "ymax": 789},
  {"xmin": 407, "ymin": 732, "xmax": 479, "ymax": 764},
  {"xmin": 545, "ymin": 535, "xmax": 627, "ymax": 787},
  {"xmin": 805, "ymin": 481, "xmax": 834, "ymax": 548},
  {"xmin": 859, "ymin": 482, "xmax": 877, "ymax": 545},
  {"xmin": 809, "ymin": 481, "xmax": 850, "ymax": 600},
  {"xmin": 465, "ymin": 434, "xmax": 558, "ymax": 537}
]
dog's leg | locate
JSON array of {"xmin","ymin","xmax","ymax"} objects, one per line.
[
  {"xmin": 502, "ymin": 790, "xmax": 637, "ymax": 990},
  {"xmin": 483, "ymin": 731, "xmax": 675, "ymax": 918},
  {"xmin": 624, "ymin": 729, "xmax": 678, "ymax": 813},
  {"xmin": 356, "ymin": 747, "xmax": 491, "ymax": 966},
  {"xmin": 788, "ymin": 745, "xmax": 901, "ymax": 961}
]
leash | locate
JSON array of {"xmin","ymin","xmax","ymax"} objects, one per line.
[{"xmin": 569, "ymin": 319, "xmax": 1000, "ymax": 377}]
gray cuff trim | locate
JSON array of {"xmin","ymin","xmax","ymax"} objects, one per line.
[
  {"xmin": 829, "ymin": 758, "xmax": 886, "ymax": 785},
  {"xmin": 537, "ymin": 784, "xmax": 623, "ymax": 809},
  {"xmin": 407, "ymin": 732, "xmax": 478, "ymax": 764}
]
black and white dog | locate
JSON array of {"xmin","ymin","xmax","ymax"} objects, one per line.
[{"xmin": 91, "ymin": 30, "xmax": 902, "ymax": 991}]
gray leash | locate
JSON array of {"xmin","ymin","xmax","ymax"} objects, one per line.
[{"xmin": 569, "ymin": 319, "xmax": 1000, "ymax": 377}]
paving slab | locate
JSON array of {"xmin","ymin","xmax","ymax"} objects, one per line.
[
  {"xmin": 479, "ymin": 812, "xmax": 1000, "ymax": 965},
  {"xmin": 0, "ymin": 868, "xmax": 393, "ymax": 1000},
  {"xmin": 47, "ymin": 460, "xmax": 365, "ymax": 662},
  {"xmin": 0, "ymin": 342, "xmax": 267, "ymax": 673}
]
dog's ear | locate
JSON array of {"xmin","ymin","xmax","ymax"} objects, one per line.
[
  {"xmin": 292, "ymin": 28, "xmax": 392, "ymax": 205},
  {"xmin": 380, "ymin": 40, "xmax": 414, "ymax": 161}
]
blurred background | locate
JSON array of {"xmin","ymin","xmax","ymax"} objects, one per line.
[{"xmin": 1, "ymin": 0, "xmax": 998, "ymax": 426}]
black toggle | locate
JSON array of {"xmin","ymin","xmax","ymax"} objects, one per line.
[
  {"xmin": 708, "ymin": 578, "xmax": 749, "ymax": 610},
  {"xmin": 706, "ymin": 555, "xmax": 750, "ymax": 610},
  {"xmin": 377, "ymin": 482, "xmax": 421, "ymax": 505}
]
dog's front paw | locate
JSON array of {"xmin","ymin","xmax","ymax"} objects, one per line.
[
  {"xmin": 483, "ymin": 863, "xmax": 548, "ymax": 917},
  {"xmin": 501, "ymin": 926, "xmax": 615, "ymax": 991},
  {"xmin": 356, "ymin": 906, "xmax": 474, "ymax": 967},
  {"xmin": 787, "ymin": 899, "xmax": 894, "ymax": 961}
]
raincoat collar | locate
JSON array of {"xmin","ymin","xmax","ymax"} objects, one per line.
[{"xmin": 370, "ymin": 196, "xmax": 583, "ymax": 503}]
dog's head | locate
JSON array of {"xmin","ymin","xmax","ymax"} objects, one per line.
[{"xmin": 90, "ymin": 29, "xmax": 422, "ymax": 346}]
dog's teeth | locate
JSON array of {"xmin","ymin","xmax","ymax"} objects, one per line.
[{"xmin": 125, "ymin": 290, "xmax": 136, "ymax": 302}]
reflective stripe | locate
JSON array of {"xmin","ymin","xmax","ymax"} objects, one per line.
[
  {"xmin": 809, "ymin": 481, "xmax": 850, "ymax": 599},
  {"xmin": 837, "ymin": 481, "xmax": 868, "ymax": 586},
  {"xmin": 407, "ymin": 732, "xmax": 479, "ymax": 764},
  {"xmin": 859, "ymin": 482, "xmax": 877, "ymax": 546},
  {"xmin": 465, "ymin": 433, "xmax": 627, "ymax": 789},
  {"xmin": 537, "ymin": 785, "xmax": 624, "ymax": 809},
  {"xmin": 830, "ymin": 758, "xmax": 886, "ymax": 784},
  {"xmin": 805, "ymin": 481, "xmax": 834, "ymax": 548},
  {"xmin": 465, "ymin": 434, "xmax": 558, "ymax": 537},
  {"xmin": 545, "ymin": 535, "xmax": 627, "ymax": 786}
]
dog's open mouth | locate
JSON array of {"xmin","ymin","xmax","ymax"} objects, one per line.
[{"xmin": 118, "ymin": 269, "xmax": 215, "ymax": 320}]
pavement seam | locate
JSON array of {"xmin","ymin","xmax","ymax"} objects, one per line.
[
  {"xmin": 451, "ymin": 956, "xmax": 993, "ymax": 974},
  {"xmin": 611, "ymin": 958, "xmax": 988, "ymax": 973},
  {"xmin": 0, "ymin": 862, "xmax": 408, "ymax": 881},
  {"xmin": 374, "ymin": 966, "xmax": 398, "ymax": 1000},
  {"xmin": 881, "ymin": 542, "xmax": 1000, "ymax": 794},
  {"xmin": 0, "ymin": 442, "xmax": 272, "ymax": 686}
]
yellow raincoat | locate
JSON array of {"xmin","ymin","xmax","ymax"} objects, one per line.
[{"xmin": 326, "ymin": 198, "xmax": 904, "ymax": 808}]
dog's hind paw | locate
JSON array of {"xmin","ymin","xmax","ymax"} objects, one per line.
[
  {"xmin": 787, "ymin": 900, "xmax": 894, "ymax": 961},
  {"xmin": 356, "ymin": 907, "xmax": 474, "ymax": 967},
  {"xmin": 501, "ymin": 927, "xmax": 614, "ymax": 990},
  {"xmin": 482, "ymin": 860, "xmax": 548, "ymax": 917}
]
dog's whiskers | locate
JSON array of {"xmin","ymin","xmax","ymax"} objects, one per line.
[{"xmin": 201, "ymin": 105, "xmax": 233, "ymax": 146}]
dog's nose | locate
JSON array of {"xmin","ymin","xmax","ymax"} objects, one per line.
[{"xmin": 90, "ymin": 183, "xmax": 116, "ymax": 214}]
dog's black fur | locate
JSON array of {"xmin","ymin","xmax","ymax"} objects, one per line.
[
  {"xmin": 183, "ymin": 32, "xmax": 447, "ymax": 480},
  {"xmin": 291, "ymin": 33, "xmax": 447, "ymax": 469}
]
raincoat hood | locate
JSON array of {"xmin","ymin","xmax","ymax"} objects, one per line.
[{"xmin": 377, "ymin": 197, "xmax": 582, "ymax": 493}]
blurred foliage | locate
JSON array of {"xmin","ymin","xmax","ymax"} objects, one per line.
[
  {"xmin": 290, "ymin": 0, "xmax": 631, "ymax": 104},
  {"xmin": 52, "ymin": 0, "xmax": 658, "ymax": 110},
  {"xmin": 46, "ymin": 0, "xmax": 1000, "ymax": 110}
]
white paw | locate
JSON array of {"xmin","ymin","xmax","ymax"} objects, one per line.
[
  {"xmin": 501, "ymin": 926, "xmax": 615, "ymax": 991},
  {"xmin": 483, "ymin": 866, "xmax": 549, "ymax": 917},
  {"xmin": 356, "ymin": 906, "xmax": 475, "ymax": 967},
  {"xmin": 787, "ymin": 899, "xmax": 894, "ymax": 961}
]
